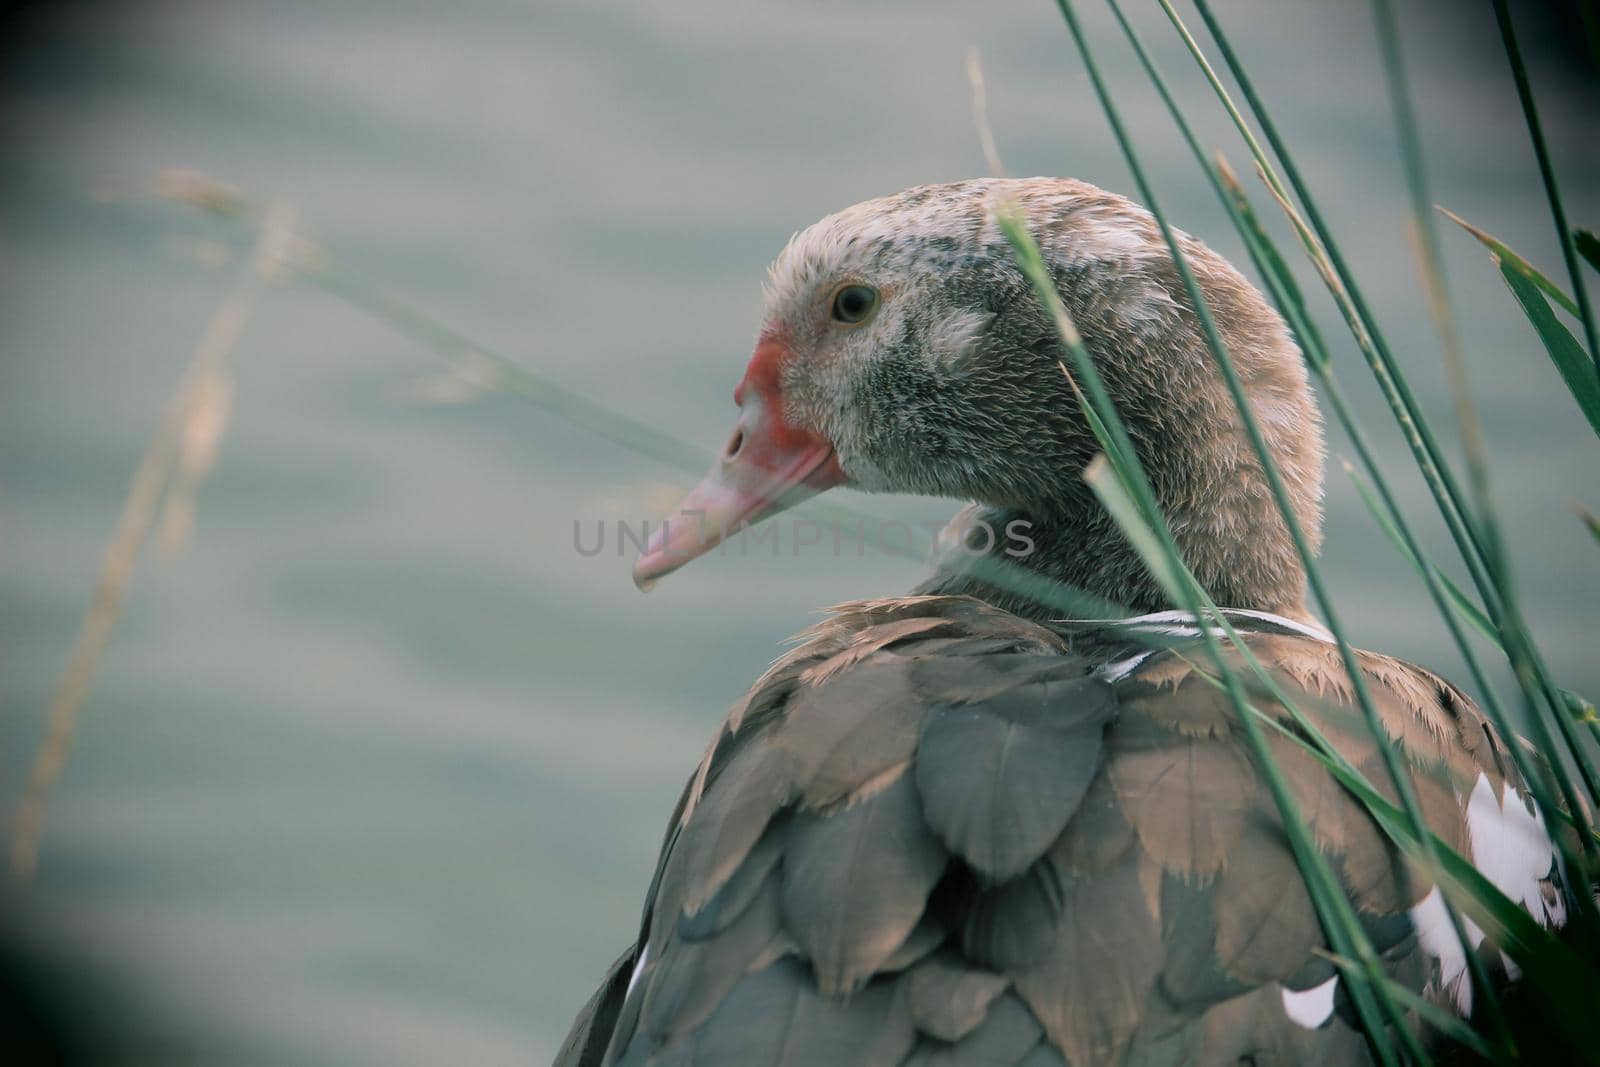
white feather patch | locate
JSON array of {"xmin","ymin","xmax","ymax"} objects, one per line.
[
  {"xmin": 1096, "ymin": 651, "xmax": 1156, "ymax": 683},
  {"xmin": 624, "ymin": 943, "xmax": 650, "ymax": 1004},
  {"xmin": 1220, "ymin": 608, "xmax": 1334, "ymax": 643},
  {"xmin": 1071, "ymin": 209, "xmax": 1160, "ymax": 263},
  {"xmin": 1069, "ymin": 607, "xmax": 1335, "ymax": 644},
  {"xmin": 1409, "ymin": 771, "xmax": 1561, "ymax": 1016},
  {"xmin": 1466, "ymin": 772, "xmax": 1560, "ymax": 925},
  {"xmin": 1411, "ymin": 884, "xmax": 1479, "ymax": 1016},
  {"xmin": 1100, "ymin": 609, "xmax": 1562, "ymax": 1021},
  {"xmin": 923, "ymin": 309, "xmax": 992, "ymax": 375},
  {"xmin": 1282, "ymin": 975, "xmax": 1339, "ymax": 1029}
]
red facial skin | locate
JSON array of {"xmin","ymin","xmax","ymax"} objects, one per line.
[
  {"xmin": 734, "ymin": 329, "xmax": 785, "ymax": 404},
  {"xmin": 733, "ymin": 329, "xmax": 845, "ymax": 488},
  {"xmin": 631, "ymin": 327, "xmax": 845, "ymax": 589}
]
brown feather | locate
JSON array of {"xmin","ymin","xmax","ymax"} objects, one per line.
[
  {"xmin": 798, "ymin": 615, "xmax": 956, "ymax": 686},
  {"xmin": 1013, "ymin": 853, "xmax": 1162, "ymax": 1066},
  {"xmin": 1212, "ymin": 814, "xmax": 1322, "ymax": 985},
  {"xmin": 1051, "ymin": 770, "xmax": 1140, "ymax": 878},
  {"xmin": 1263, "ymin": 724, "xmax": 1352, "ymax": 853},
  {"xmin": 1120, "ymin": 650, "xmax": 1236, "ymax": 739},
  {"xmin": 1108, "ymin": 707, "xmax": 1256, "ymax": 881}
]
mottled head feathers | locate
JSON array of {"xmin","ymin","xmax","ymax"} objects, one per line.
[{"xmin": 755, "ymin": 177, "xmax": 1324, "ymax": 619}]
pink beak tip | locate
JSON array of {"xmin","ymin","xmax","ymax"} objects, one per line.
[
  {"xmin": 631, "ymin": 558, "xmax": 663, "ymax": 593},
  {"xmin": 630, "ymin": 527, "xmax": 678, "ymax": 591}
]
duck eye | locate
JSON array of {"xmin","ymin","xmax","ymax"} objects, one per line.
[{"xmin": 830, "ymin": 284, "xmax": 878, "ymax": 325}]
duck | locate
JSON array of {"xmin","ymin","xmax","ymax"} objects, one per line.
[{"xmin": 555, "ymin": 178, "xmax": 1566, "ymax": 1066}]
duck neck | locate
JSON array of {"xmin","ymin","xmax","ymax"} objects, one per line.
[{"xmin": 915, "ymin": 493, "xmax": 1311, "ymax": 624}]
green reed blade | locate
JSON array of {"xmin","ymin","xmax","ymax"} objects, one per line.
[
  {"xmin": 1441, "ymin": 206, "xmax": 1581, "ymax": 318},
  {"xmin": 1579, "ymin": 230, "xmax": 1600, "ymax": 276},
  {"xmin": 1490, "ymin": 0, "xmax": 1600, "ymax": 379},
  {"xmin": 1495, "ymin": 258, "xmax": 1600, "ymax": 439}
]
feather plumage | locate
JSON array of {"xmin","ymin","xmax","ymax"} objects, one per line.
[{"xmin": 560, "ymin": 176, "xmax": 1565, "ymax": 1067}]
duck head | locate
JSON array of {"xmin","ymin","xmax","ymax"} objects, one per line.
[{"xmin": 633, "ymin": 178, "xmax": 1324, "ymax": 619}]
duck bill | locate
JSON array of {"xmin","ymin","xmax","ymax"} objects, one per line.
[{"xmin": 632, "ymin": 398, "xmax": 844, "ymax": 590}]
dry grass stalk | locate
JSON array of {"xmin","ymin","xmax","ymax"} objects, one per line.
[
  {"xmin": 8, "ymin": 200, "xmax": 297, "ymax": 881},
  {"xmin": 965, "ymin": 47, "xmax": 1006, "ymax": 178}
]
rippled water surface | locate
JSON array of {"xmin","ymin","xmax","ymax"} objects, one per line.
[{"xmin": 1, "ymin": 1, "xmax": 1597, "ymax": 1061}]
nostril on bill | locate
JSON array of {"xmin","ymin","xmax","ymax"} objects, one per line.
[{"xmin": 724, "ymin": 430, "xmax": 745, "ymax": 459}]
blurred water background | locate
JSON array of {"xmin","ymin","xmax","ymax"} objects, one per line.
[{"xmin": 0, "ymin": 0, "xmax": 1596, "ymax": 1061}]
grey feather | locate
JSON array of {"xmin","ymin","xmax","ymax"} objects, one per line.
[
  {"xmin": 781, "ymin": 768, "xmax": 947, "ymax": 997},
  {"xmin": 961, "ymin": 850, "xmax": 1067, "ymax": 972},
  {"xmin": 921, "ymin": 992, "xmax": 1044, "ymax": 1066},
  {"xmin": 554, "ymin": 947, "xmax": 635, "ymax": 1067},
  {"xmin": 1154, "ymin": 872, "xmax": 1249, "ymax": 1012},
  {"xmin": 881, "ymin": 913, "xmax": 949, "ymax": 973},
  {"xmin": 691, "ymin": 959, "xmax": 915, "ymax": 1067},
  {"xmin": 678, "ymin": 814, "xmax": 788, "ymax": 941},
  {"xmin": 637, "ymin": 868, "xmax": 786, "ymax": 1046},
  {"xmin": 905, "ymin": 950, "xmax": 1010, "ymax": 1043},
  {"xmin": 669, "ymin": 738, "xmax": 797, "ymax": 923},
  {"xmin": 914, "ymin": 673, "xmax": 1114, "ymax": 882}
]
